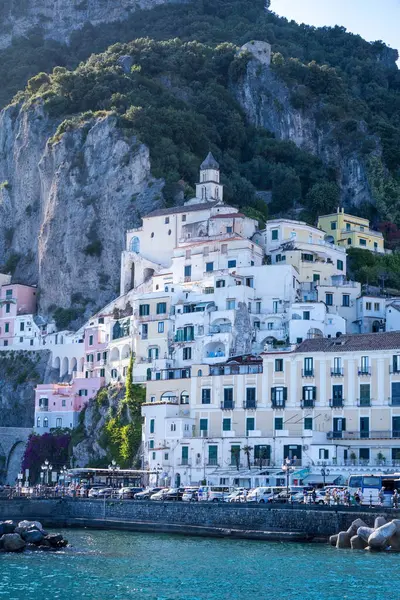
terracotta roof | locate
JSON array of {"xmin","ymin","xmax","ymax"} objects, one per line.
[
  {"xmin": 210, "ymin": 213, "xmax": 245, "ymax": 219},
  {"xmin": 145, "ymin": 201, "xmax": 219, "ymax": 218},
  {"xmin": 296, "ymin": 331, "xmax": 400, "ymax": 353}
]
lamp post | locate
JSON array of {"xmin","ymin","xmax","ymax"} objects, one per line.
[
  {"xmin": 60, "ymin": 465, "xmax": 69, "ymax": 491},
  {"xmin": 321, "ymin": 463, "xmax": 330, "ymax": 487},
  {"xmin": 282, "ymin": 457, "xmax": 294, "ymax": 496},
  {"xmin": 108, "ymin": 459, "xmax": 120, "ymax": 488},
  {"xmin": 41, "ymin": 459, "xmax": 52, "ymax": 486}
]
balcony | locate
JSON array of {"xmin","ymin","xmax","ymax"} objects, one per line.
[
  {"xmin": 243, "ymin": 400, "xmax": 257, "ymax": 410},
  {"xmin": 209, "ymin": 325, "xmax": 232, "ymax": 334},
  {"xmin": 207, "ymin": 459, "xmax": 219, "ymax": 466},
  {"xmin": 327, "ymin": 430, "xmax": 400, "ymax": 440},
  {"xmin": 358, "ymin": 367, "xmax": 371, "ymax": 376},
  {"xmin": 390, "ymin": 366, "xmax": 400, "ymax": 374},
  {"xmin": 329, "ymin": 398, "xmax": 344, "ymax": 408},
  {"xmin": 180, "ymin": 458, "xmax": 190, "ymax": 466},
  {"xmin": 154, "ymin": 368, "xmax": 191, "ymax": 380},
  {"xmin": 220, "ymin": 401, "xmax": 235, "ymax": 410},
  {"xmin": 210, "ymin": 364, "xmax": 263, "ymax": 376},
  {"xmin": 302, "ymin": 369, "xmax": 314, "ymax": 378},
  {"xmin": 331, "ymin": 368, "xmax": 344, "ymax": 377},
  {"xmin": 38, "ymin": 406, "xmax": 49, "ymax": 412},
  {"xmin": 271, "ymin": 400, "xmax": 285, "ymax": 409},
  {"xmin": 301, "ymin": 399, "xmax": 315, "ymax": 409},
  {"xmin": 357, "ymin": 398, "xmax": 372, "ymax": 407}
]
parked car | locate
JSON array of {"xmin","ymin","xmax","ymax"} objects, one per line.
[
  {"xmin": 247, "ymin": 486, "xmax": 283, "ymax": 503},
  {"xmin": 118, "ymin": 487, "xmax": 143, "ymax": 499},
  {"xmin": 149, "ymin": 488, "xmax": 170, "ymax": 501},
  {"xmin": 267, "ymin": 491, "xmax": 293, "ymax": 504},
  {"xmin": 197, "ymin": 486, "xmax": 235, "ymax": 502},
  {"xmin": 134, "ymin": 487, "xmax": 163, "ymax": 500},
  {"xmin": 96, "ymin": 488, "xmax": 115, "ymax": 498},
  {"xmin": 88, "ymin": 486, "xmax": 106, "ymax": 498},
  {"xmin": 225, "ymin": 489, "xmax": 247, "ymax": 503},
  {"xmin": 181, "ymin": 488, "xmax": 199, "ymax": 502}
]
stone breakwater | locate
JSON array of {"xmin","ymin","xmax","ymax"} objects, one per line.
[
  {"xmin": 2, "ymin": 499, "xmax": 400, "ymax": 541},
  {"xmin": 0, "ymin": 519, "xmax": 68, "ymax": 552},
  {"xmin": 331, "ymin": 516, "xmax": 400, "ymax": 552}
]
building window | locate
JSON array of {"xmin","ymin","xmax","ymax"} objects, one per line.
[
  {"xmin": 304, "ymin": 417, "xmax": 312, "ymax": 430},
  {"xmin": 164, "ymin": 453, "xmax": 169, "ymax": 461},
  {"xmin": 342, "ymin": 294, "xmax": 350, "ymax": 307},
  {"xmin": 223, "ymin": 418, "xmax": 231, "ymax": 431},
  {"xmin": 227, "ymin": 260, "xmax": 236, "ymax": 268},
  {"xmin": 4, "ymin": 323, "xmax": 9, "ymax": 333},
  {"xmin": 359, "ymin": 238, "xmax": 367, "ymax": 247},
  {"xmin": 246, "ymin": 417, "xmax": 255, "ymax": 434},
  {"xmin": 330, "ymin": 222, "xmax": 336, "ymax": 230},
  {"xmin": 205, "ymin": 262, "xmax": 214, "ymax": 272},
  {"xmin": 165, "ymin": 217, "xmax": 169, "ymax": 224},
  {"xmin": 100, "ymin": 368, "xmax": 105, "ymax": 377},
  {"xmin": 374, "ymin": 242, "xmax": 378, "ymax": 250},
  {"xmin": 303, "ymin": 311, "xmax": 310, "ymax": 321},
  {"xmin": 313, "ymin": 274, "xmax": 320, "ymax": 282},
  {"xmin": 271, "ymin": 387, "xmax": 286, "ymax": 407},
  {"xmin": 139, "ymin": 304, "xmax": 150, "ymax": 316},
  {"xmin": 301, "ymin": 253, "xmax": 314, "ymax": 262},
  {"xmin": 156, "ymin": 302, "xmax": 167, "ymax": 315},
  {"xmin": 303, "ymin": 386, "xmax": 316, "ymax": 402},
  {"xmin": 149, "ymin": 440, "xmax": 155, "ymax": 449},
  {"xmin": 273, "ymin": 300, "xmax": 279, "ymax": 314},
  {"xmin": 275, "ymin": 359, "xmax": 283, "ymax": 372},
  {"xmin": 267, "ymin": 322, "xmax": 273, "ymax": 330},
  {"xmin": 170, "ymin": 423, "xmax": 176, "ymax": 432},
  {"xmin": 88, "ymin": 334, "xmax": 93, "ymax": 345},
  {"xmin": 5, "ymin": 289, "xmax": 12, "ymax": 297},
  {"xmin": 202, "ymin": 389, "xmax": 211, "ymax": 404},
  {"xmin": 374, "ymin": 302, "xmax": 380, "ymax": 311},
  {"xmin": 20, "ymin": 322, "xmax": 25, "ymax": 332},
  {"xmin": 271, "ymin": 229, "xmax": 279, "ymax": 240},
  {"xmin": 200, "ymin": 419, "xmax": 208, "ymax": 433},
  {"xmin": 226, "ymin": 299, "xmax": 235, "ymax": 310},
  {"xmin": 183, "ymin": 347, "xmax": 192, "ymax": 361},
  {"xmin": 111, "ymin": 368, "xmax": 117, "ymax": 379},
  {"xmin": 150, "ymin": 419, "xmax": 155, "ymax": 434},
  {"xmin": 5, "ymin": 303, "xmax": 10, "ymax": 313},
  {"xmin": 43, "ymin": 418, "xmax": 48, "ymax": 428},
  {"xmin": 36, "ymin": 417, "xmax": 41, "ymax": 428},
  {"xmin": 148, "ymin": 347, "xmax": 159, "ymax": 360},
  {"xmin": 325, "ymin": 293, "xmax": 333, "ymax": 306},
  {"xmin": 216, "ymin": 279, "xmax": 225, "ymax": 288},
  {"xmin": 274, "ymin": 417, "xmax": 283, "ymax": 430},
  {"xmin": 359, "ymin": 448, "xmax": 370, "ymax": 461},
  {"xmin": 182, "ymin": 215, "xmax": 186, "ymax": 222},
  {"xmin": 366, "ymin": 302, "xmax": 372, "ymax": 310},
  {"xmin": 304, "ymin": 357, "xmax": 313, "ymax": 376},
  {"xmin": 158, "ymin": 322, "xmax": 164, "ymax": 333},
  {"xmin": 337, "ymin": 260, "xmax": 344, "ymax": 271},
  {"xmin": 319, "ymin": 449, "xmax": 329, "ymax": 460},
  {"xmin": 359, "ymin": 384, "xmax": 370, "ymax": 406},
  {"xmin": 184, "ymin": 265, "xmax": 192, "ymax": 278},
  {"xmin": 226, "ymin": 226, "xmax": 233, "ymax": 233}
]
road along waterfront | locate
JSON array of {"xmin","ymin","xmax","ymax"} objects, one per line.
[{"xmin": 1, "ymin": 528, "xmax": 400, "ymax": 600}]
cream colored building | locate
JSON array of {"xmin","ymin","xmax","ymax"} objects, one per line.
[
  {"xmin": 142, "ymin": 331, "xmax": 400, "ymax": 486},
  {"xmin": 318, "ymin": 208, "xmax": 385, "ymax": 253}
]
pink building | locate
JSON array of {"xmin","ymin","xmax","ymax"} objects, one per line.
[
  {"xmin": 83, "ymin": 320, "xmax": 109, "ymax": 378},
  {"xmin": 0, "ymin": 284, "xmax": 37, "ymax": 347},
  {"xmin": 34, "ymin": 376, "xmax": 104, "ymax": 431}
]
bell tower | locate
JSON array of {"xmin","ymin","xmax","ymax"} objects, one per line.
[{"xmin": 195, "ymin": 152, "xmax": 223, "ymax": 203}]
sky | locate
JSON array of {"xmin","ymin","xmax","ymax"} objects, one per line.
[{"xmin": 269, "ymin": 0, "xmax": 400, "ymax": 56}]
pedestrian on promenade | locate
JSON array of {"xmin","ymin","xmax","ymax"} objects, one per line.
[
  {"xmin": 325, "ymin": 489, "xmax": 330, "ymax": 506},
  {"xmin": 354, "ymin": 488, "xmax": 362, "ymax": 506},
  {"xmin": 378, "ymin": 487, "xmax": 385, "ymax": 507},
  {"xmin": 312, "ymin": 489, "xmax": 317, "ymax": 504},
  {"xmin": 392, "ymin": 489, "xmax": 399, "ymax": 509},
  {"xmin": 303, "ymin": 489, "xmax": 308, "ymax": 505}
]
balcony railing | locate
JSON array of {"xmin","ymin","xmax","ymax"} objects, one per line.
[
  {"xmin": 301, "ymin": 399, "xmax": 315, "ymax": 408},
  {"xmin": 357, "ymin": 398, "xmax": 372, "ymax": 407},
  {"xmin": 329, "ymin": 398, "xmax": 344, "ymax": 408},
  {"xmin": 390, "ymin": 366, "xmax": 400, "ymax": 374},
  {"xmin": 180, "ymin": 458, "xmax": 189, "ymax": 466},
  {"xmin": 154, "ymin": 368, "xmax": 191, "ymax": 380},
  {"xmin": 207, "ymin": 458, "xmax": 219, "ymax": 466},
  {"xmin": 210, "ymin": 364, "xmax": 263, "ymax": 376},
  {"xmin": 209, "ymin": 325, "xmax": 232, "ymax": 334},
  {"xmin": 328, "ymin": 430, "xmax": 400, "ymax": 440},
  {"xmin": 220, "ymin": 401, "xmax": 235, "ymax": 410},
  {"xmin": 243, "ymin": 400, "xmax": 257, "ymax": 410},
  {"xmin": 302, "ymin": 369, "xmax": 314, "ymax": 378},
  {"xmin": 271, "ymin": 400, "xmax": 286, "ymax": 409},
  {"xmin": 331, "ymin": 368, "xmax": 344, "ymax": 377},
  {"xmin": 358, "ymin": 367, "xmax": 371, "ymax": 376}
]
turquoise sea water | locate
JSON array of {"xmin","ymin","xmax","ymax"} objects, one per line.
[{"xmin": 0, "ymin": 529, "xmax": 398, "ymax": 600}]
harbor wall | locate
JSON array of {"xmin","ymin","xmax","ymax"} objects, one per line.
[{"xmin": 1, "ymin": 499, "xmax": 399, "ymax": 539}]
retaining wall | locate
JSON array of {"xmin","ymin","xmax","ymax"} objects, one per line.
[{"xmin": 1, "ymin": 499, "xmax": 398, "ymax": 539}]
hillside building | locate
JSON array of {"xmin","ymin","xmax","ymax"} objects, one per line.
[{"xmin": 318, "ymin": 208, "xmax": 385, "ymax": 253}]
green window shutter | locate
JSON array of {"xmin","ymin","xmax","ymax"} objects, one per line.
[
  {"xmin": 150, "ymin": 419, "xmax": 155, "ymax": 434},
  {"xmin": 208, "ymin": 445, "xmax": 218, "ymax": 462},
  {"xmin": 313, "ymin": 386, "xmax": 317, "ymax": 400},
  {"xmin": 222, "ymin": 418, "xmax": 231, "ymax": 431},
  {"xmin": 271, "ymin": 388, "xmax": 276, "ymax": 402},
  {"xmin": 181, "ymin": 446, "xmax": 188, "ymax": 460},
  {"xmin": 283, "ymin": 387, "xmax": 288, "ymax": 401},
  {"xmin": 304, "ymin": 418, "xmax": 312, "ymax": 430},
  {"xmin": 275, "ymin": 417, "xmax": 283, "ymax": 430},
  {"xmin": 199, "ymin": 419, "xmax": 208, "ymax": 432},
  {"xmin": 246, "ymin": 417, "xmax": 255, "ymax": 431}
]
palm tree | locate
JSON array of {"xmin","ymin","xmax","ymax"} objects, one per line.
[
  {"xmin": 242, "ymin": 445, "xmax": 253, "ymax": 470},
  {"xmin": 231, "ymin": 446, "xmax": 240, "ymax": 471}
]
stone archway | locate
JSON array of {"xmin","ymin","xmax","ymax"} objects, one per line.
[{"xmin": 6, "ymin": 441, "xmax": 27, "ymax": 485}]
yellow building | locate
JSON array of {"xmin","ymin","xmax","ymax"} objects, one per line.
[{"xmin": 318, "ymin": 208, "xmax": 384, "ymax": 253}]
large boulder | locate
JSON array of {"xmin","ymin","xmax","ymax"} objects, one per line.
[
  {"xmin": 368, "ymin": 521, "xmax": 397, "ymax": 549},
  {"xmin": 357, "ymin": 527, "xmax": 375, "ymax": 542},
  {"xmin": 45, "ymin": 533, "xmax": 68, "ymax": 548},
  {"xmin": 374, "ymin": 516, "xmax": 387, "ymax": 529},
  {"xmin": 1, "ymin": 533, "xmax": 26, "ymax": 552},
  {"xmin": 336, "ymin": 531, "xmax": 351, "ymax": 549},
  {"xmin": 351, "ymin": 535, "xmax": 368, "ymax": 550},
  {"xmin": 22, "ymin": 530, "xmax": 44, "ymax": 544},
  {"xmin": 18, "ymin": 520, "xmax": 44, "ymax": 531},
  {"xmin": 329, "ymin": 534, "xmax": 338, "ymax": 547},
  {"xmin": 1, "ymin": 521, "xmax": 16, "ymax": 534},
  {"xmin": 346, "ymin": 518, "xmax": 368, "ymax": 537},
  {"xmin": 388, "ymin": 532, "xmax": 400, "ymax": 551}
]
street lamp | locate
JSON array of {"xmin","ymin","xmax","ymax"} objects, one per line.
[
  {"xmin": 41, "ymin": 459, "xmax": 52, "ymax": 486},
  {"xmin": 321, "ymin": 463, "xmax": 330, "ymax": 487},
  {"xmin": 60, "ymin": 465, "xmax": 69, "ymax": 488},
  {"xmin": 282, "ymin": 457, "xmax": 295, "ymax": 496},
  {"xmin": 108, "ymin": 459, "xmax": 120, "ymax": 488}
]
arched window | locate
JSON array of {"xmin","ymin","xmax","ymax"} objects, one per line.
[
  {"xmin": 347, "ymin": 238, "xmax": 352, "ymax": 245},
  {"xmin": 36, "ymin": 417, "xmax": 41, "ymax": 428},
  {"xmin": 111, "ymin": 368, "xmax": 118, "ymax": 379},
  {"xmin": 130, "ymin": 236, "xmax": 140, "ymax": 253},
  {"xmin": 180, "ymin": 391, "xmax": 189, "ymax": 404},
  {"xmin": 43, "ymin": 417, "xmax": 48, "ymax": 428},
  {"xmin": 197, "ymin": 369, "xmax": 202, "ymax": 377}
]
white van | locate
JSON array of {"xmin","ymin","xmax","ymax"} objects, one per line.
[
  {"xmin": 246, "ymin": 486, "xmax": 283, "ymax": 503},
  {"xmin": 197, "ymin": 486, "xmax": 235, "ymax": 502}
]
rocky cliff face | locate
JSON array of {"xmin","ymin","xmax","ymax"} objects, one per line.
[
  {"xmin": 0, "ymin": 350, "xmax": 51, "ymax": 427},
  {"xmin": 0, "ymin": 102, "xmax": 163, "ymax": 319},
  {"xmin": 0, "ymin": 0, "xmax": 176, "ymax": 49},
  {"xmin": 234, "ymin": 59, "xmax": 375, "ymax": 208}
]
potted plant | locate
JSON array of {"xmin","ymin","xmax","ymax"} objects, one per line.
[
  {"xmin": 350, "ymin": 451, "xmax": 357, "ymax": 465},
  {"xmin": 377, "ymin": 452, "xmax": 386, "ymax": 465}
]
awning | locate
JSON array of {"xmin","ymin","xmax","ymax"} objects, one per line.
[{"xmin": 304, "ymin": 473, "xmax": 343, "ymax": 485}]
